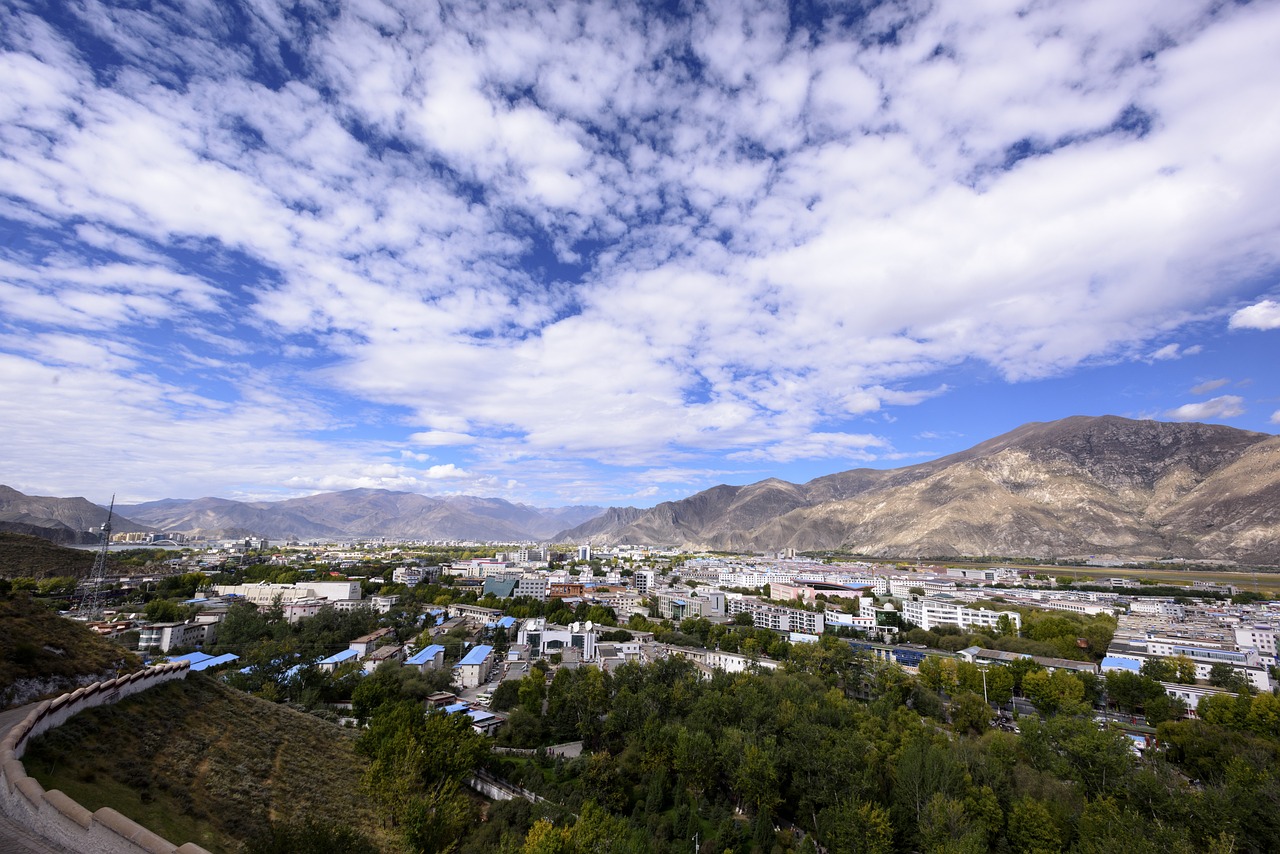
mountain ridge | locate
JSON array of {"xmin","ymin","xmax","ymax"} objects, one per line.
[{"xmin": 559, "ymin": 416, "xmax": 1280, "ymax": 563}]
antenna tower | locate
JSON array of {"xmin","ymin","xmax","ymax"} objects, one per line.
[{"xmin": 77, "ymin": 495, "xmax": 115, "ymax": 620}]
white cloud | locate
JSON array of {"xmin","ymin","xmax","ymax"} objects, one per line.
[
  {"xmin": 1230, "ymin": 299, "xmax": 1280, "ymax": 330},
  {"xmin": 1164, "ymin": 395, "xmax": 1246, "ymax": 422},
  {"xmin": 2, "ymin": 0, "xmax": 1280, "ymax": 502},
  {"xmin": 1190, "ymin": 378, "xmax": 1229, "ymax": 394},
  {"xmin": 1271, "ymin": 410, "xmax": 1280, "ymax": 426},
  {"xmin": 1150, "ymin": 343, "xmax": 1201, "ymax": 361}
]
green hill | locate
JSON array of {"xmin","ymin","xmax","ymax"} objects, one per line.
[
  {"xmin": 22, "ymin": 673, "xmax": 389, "ymax": 853},
  {"xmin": 0, "ymin": 593, "xmax": 139, "ymax": 707}
]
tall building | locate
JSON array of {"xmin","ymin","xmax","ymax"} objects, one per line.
[{"xmin": 577, "ymin": 544, "xmax": 591, "ymax": 562}]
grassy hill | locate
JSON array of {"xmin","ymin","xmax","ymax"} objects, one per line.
[
  {"xmin": 0, "ymin": 593, "xmax": 140, "ymax": 707},
  {"xmin": 22, "ymin": 673, "xmax": 389, "ymax": 853},
  {"xmin": 0, "ymin": 532, "xmax": 95, "ymax": 580}
]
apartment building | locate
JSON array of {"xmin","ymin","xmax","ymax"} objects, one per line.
[
  {"xmin": 725, "ymin": 596, "xmax": 825, "ymax": 634},
  {"xmin": 901, "ymin": 597, "xmax": 1022, "ymax": 633}
]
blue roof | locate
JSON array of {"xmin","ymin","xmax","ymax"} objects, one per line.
[
  {"xmin": 443, "ymin": 702, "xmax": 470, "ymax": 714},
  {"xmin": 466, "ymin": 709, "xmax": 497, "ymax": 723},
  {"xmin": 169, "ymin": 652, "xmax": 214, "ymax": 666},
  {"xmin": 456, "ymin": 645, "xmax": 494, "ymax": 667},
  {"xmin": 497, "ymin": 616, "xmax": 516, "ymax": 629},
  {"xmin": 190, "ymin": 653, "xmax": 239, "ymax": 672},
  {"xmin": 406, "ymin": 644, "xmax": 446, "ymax": 665},
  {"xmin": 1101, "ymin": 656, "xmax": 1141, "ymax": 672},
  {"xmin": 319, "ymin": 648, "xmax": 360, "ymax": 665}
]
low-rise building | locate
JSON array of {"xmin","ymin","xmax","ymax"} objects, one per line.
[
  {"xmin": 405, "ymin": 643, "xmax": 447, "ymax": 671},
  {"xmin": 455, "ymin": 644, "xmax": 495, "ymax": 688},
  {"xmin": 138, "ymin": 620, "xmax": 215, "ymax": 652}
]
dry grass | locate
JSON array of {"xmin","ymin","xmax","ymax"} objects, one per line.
[{"xmin": 23, "ymin": 674, "xmax": 393, "ymax": 853}]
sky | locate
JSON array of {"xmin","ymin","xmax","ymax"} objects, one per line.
[{"xmin": 2, "ymin": 0, "xmax": 1279, "ymax": 510}]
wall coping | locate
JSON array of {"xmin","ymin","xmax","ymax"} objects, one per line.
[{"xmin": 0, "ymin": 663, "xmax": 214, "ymax": 854}]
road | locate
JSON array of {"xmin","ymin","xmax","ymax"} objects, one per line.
[{"xmin": 0, "ymin": 703, "xmax": 75, "ymax": 854}]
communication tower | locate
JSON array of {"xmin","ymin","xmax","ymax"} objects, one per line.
[{"xmin": 77, "ymin": 495, "xmax": 115, "ymax": 620}]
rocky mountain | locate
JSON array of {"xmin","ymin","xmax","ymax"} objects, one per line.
[
  {"xmin": 554, "ymin": 506, "xmax": 647, "ymax": 541},
  {"xmin": 0, "ymin": 485, "xmax": 151, "ymax": 541},
  {"xmin": 579, "ymin": 416, "xmax": 1280, "ymax": 564},
  {"xmin": 114, "ymin": 489, "xmax": 606, "ymax": 542}
]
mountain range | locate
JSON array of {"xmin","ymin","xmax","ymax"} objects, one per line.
[
  {"xmin": 559, "ymin": 415, "xmax": 1280, "ymax": 564},
  {"xmin": 4, "ymin": 416, "xmax": 1278, "ymax": 563}
]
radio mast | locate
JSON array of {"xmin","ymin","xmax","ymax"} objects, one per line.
[{"xmin": 77, "ymin": 495, "xmax": 115, "ymax": 620}]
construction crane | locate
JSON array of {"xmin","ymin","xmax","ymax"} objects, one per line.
[{"xmin": 76, "ymin": 494, "xmax": 114, "ymax": 620}]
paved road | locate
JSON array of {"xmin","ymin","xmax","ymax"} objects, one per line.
[{"xmin": 0, "ymin": 703, "xmax": 75, "ymax": 854}]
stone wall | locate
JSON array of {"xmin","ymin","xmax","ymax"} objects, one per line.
[{"xmin": 0, "ymin": 662, "xmax": 213, "ymax": 854}]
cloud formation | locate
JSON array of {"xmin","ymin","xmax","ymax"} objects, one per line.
[
  {"xmin": 2, "ymin": 0, "xmax": 1279, "ymax": 504},
  {"xmin": 1165, "ymin": 395, "xmax": 1247, "ymax": 422},
  {"xmin": 1230, "ymin": 300, "xmax": 1280, "ymax": 331}
]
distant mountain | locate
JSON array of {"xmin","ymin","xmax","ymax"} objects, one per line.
[
  {"xmin": 114, "ymin": 488, "xmax": 608, "ymax": 542},
  {"xmin": 579, "ymin": 416, "xmax": 1280, "ymax": 564},
  {"xmin": 0, "ymin": 485, "xmax": 151, "ymax": 541},
  {"xmin": 555, "ymin": 506, "xmax": 647, "ymax": 542}
]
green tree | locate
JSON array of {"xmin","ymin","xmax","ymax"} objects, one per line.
[
  {"xmin": 950, "ymin": 692, "xmax": 993, "ymax": 735},
  {"xmin": 1007, "ymin": 797, "xmax": 1061, "ymax": 854},
  {"xmin": 817, "ymin": 798, "xmax": 893, "ymax": 854}
]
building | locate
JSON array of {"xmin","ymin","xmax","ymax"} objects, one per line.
[
  {"xmin": 901, "ymin": 597, "xmax": 1021, "ymax": 633},
  {"xmin": 405, "ymin": 644, "xmax": 447, "ymax": 672},
  {"xmin": 549, "ymin": 582, "xmax": 585, "ymax": 599},
  {"xmin": 349, "ymin": 627, "xmax": 395, "ymax": 657},
  {"xmin": 516, "ymin": 618, "xmax": 600, "ymax": 661},
  {"xmin": 317, "ymin": 648, "xmax": 359, "ymax": 672},
  {"xmin": 577, "ymin": 544, "xmax": 591, "ymax": 562},
  {"xmin": 657, "ymin": 589, "xmax": 726, "ymax": 621},
  {"xmin": 212, "ymin": 581, "xmax": 362, "ymax": 608},
  {"xmin": 514, "ymin": 575, "xmax": 549, "ymax": 601},
  {"xmin": 138, "ymin": 620, "xmax": 214, "ymax": 652},
  {"xmin": 364, "ymin": 643, "xmax": 405, "ymax": 673},
  {"xmin": 454, "ymin": 644, "xmax": 495, "ymax": 688},
  {"xmin": 725, "ymin": 596, "xmax": 824, "ymax": 634}
]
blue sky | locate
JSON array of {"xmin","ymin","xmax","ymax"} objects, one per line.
[{"xmin": 2, "ymin": 0, "xmax": 1279, "ymax": 509}]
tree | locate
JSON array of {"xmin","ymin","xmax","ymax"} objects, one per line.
[
  {"xmin": 984, "ymin": 666, "xmax": 1015, "ymax": 707},
  {"xmin": 1007, "ymin": 797, "xmax": 1061, "ymax": 854},
  {"xmin": 1208, "ymin": 662, "xmax": 1250, "ymax": 693},
  {"xmin": 1140, "ymin": 657, "xmax": 1173, "ymax": 682},
  {"xmin": 1170, "ymin": 655, "xmax": 1197, "ymax": 684},
  {"xmin": 734, "ymin": 741, "xmax": 781, "ymax": 816},
  {"xmin": 950, "ymin": 692, "xmax": 993, "ymax": 735},
  {"xmin": 817, "ymin": 798, "xmax": 893, "ymax": 854}
]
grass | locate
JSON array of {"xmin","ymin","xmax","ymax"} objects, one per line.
[
  {"xmin": 0, "ymin": 594, "xmax": 139, "ymax": 706},
  {"xmin": 0, "ymin": 532, "xmax": 95, "ymax": 580},
  {"xmin": 23, "ymin": 674, "xmax": 392, "ymax": 853}
]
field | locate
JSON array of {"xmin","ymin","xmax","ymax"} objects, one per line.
[{"xmin": 22, "ymin": 674, "xmax": 390, "ymax": 853}]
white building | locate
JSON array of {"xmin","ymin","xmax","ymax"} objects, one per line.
[
  {"xmin": 725, "ymin": 597, "xmax": 825, "ymax": 634},
  {"xmin": 454, "ymin": 644, "xmax": 495, "ymax": 688},
  {"xmin": 657, "ymin": 589, "xmax": 726, "ymax": 621},
  {"xmin": 138, "ymin": 620, "xmax": 214, "ymax": 652},
  {"xmin": 901, "ymin": 597, "xmax": 1022, "ymax": 633},
  {"xmin": 517, "ymin": 618, "xmax": 600, "ymax": 661}
]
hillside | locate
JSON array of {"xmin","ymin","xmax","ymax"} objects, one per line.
[
  {"xmin": 0, "ymin": 485, "xmax": 150, "ymax": 535},
  {"xmin": 0, "ymin": 593, "xmax": 140, "ymax": 708},
  {"xmin": 590, "ymin": 416, "xmax": 1280, "ymax": 563},
  {"xmin": 22, "ymin": 674, "xmax": 387, "ymax": 853},
  {"xmin": 0, "ymin": 532, "xmax": 96, "ymax": 580}
]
